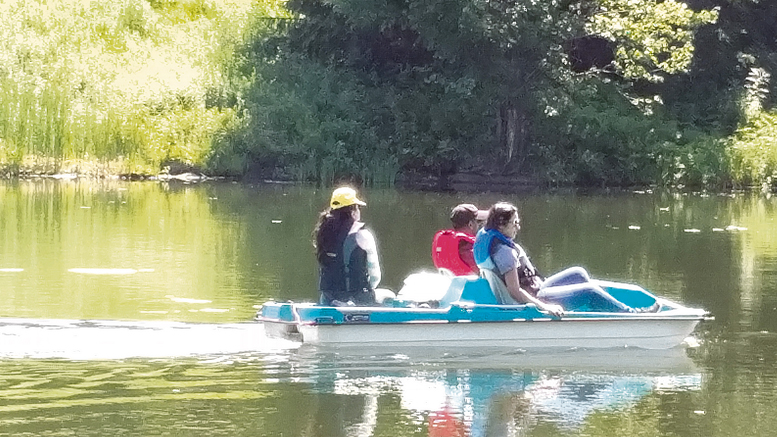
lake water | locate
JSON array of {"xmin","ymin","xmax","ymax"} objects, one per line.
[{"xmin": 0, "ymin": 180, "xmax": 775, "ymax": 436}]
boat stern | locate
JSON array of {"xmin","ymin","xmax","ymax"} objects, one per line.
[{"xmin": 256, "ymin": 302, "xmax": 302, "ymax": 341}]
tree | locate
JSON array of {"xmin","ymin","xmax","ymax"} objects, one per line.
[{"xmin": 232, "ymin": 0, "xmax": 720, "ymax": 185}]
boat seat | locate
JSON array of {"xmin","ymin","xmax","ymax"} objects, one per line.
[
  {"xmin": 439, "ymin": 276, "xmax": 499, "ymax": 307},
  {"xmin": 479, "ymin": 269, "xmax": 520, "ymax": 305},
  {"xmin": 396, "ymin": 272, "xmax": 453, "ymax": 303},
  {"xmin": 375, "ymin": 288, "xmax": 397, "ymax": 304}
]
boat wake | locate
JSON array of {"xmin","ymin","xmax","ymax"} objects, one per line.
[
  {"xmin": 0, "ymin": 318, "xmax": 299, "ymax": 360},
  {"xmin": 0, "ymin": 316, "xmax": 701, "ymax": 376}
]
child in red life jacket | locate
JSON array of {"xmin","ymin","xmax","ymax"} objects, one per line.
[{"xmin": 432, "ymin": 204, "xmax": 488, "ymax": 276}]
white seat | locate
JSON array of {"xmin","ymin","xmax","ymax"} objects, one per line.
[
  {"xmin": 374, "ymin": 288, "xmax": 397, "ymax": 304},
  {"xmin": 396, "ymin": 271, "xmax": 453, "ymax": 303}
]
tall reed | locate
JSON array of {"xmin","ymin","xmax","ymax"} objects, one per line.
[{"xmin": 0, "ymin": 0, "xmax": 270, "ymax": 175}]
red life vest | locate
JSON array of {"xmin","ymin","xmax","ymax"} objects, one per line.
[{"xmin": 432, "ymin": 230, "xmax": 477, "ymax": 276}]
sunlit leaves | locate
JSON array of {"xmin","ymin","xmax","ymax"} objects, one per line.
[
  {"xmin": 588, "ymin": 0, "xmax": 718, "ymax": 81},
  {"xmin": 741, "ymin": 67, "xmax": 771, "ymax": 120},
  {"xmin": 729, "ymin": 110, "xmax": 777, "ymax": 188}
]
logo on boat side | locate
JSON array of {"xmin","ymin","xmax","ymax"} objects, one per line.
[{"xmin": 344, "ymin": 313, "xmax": 371, "ymax": 323}]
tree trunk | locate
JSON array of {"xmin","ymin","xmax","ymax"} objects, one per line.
[{"xmin": 496, "ymin": 103, "xmax": 529, "ymax": 172}]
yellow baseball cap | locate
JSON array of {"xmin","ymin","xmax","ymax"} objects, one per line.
[{"xmin": 330, "ymin": 187, "xmax": 366, "ymax": 210}]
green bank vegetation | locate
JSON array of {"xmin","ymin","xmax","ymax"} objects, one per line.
[
  {"xmin": 0, "ymin": 0, "xmax": 287, "ymax": 175},
  {"xmin": 3, "ymin": 0, "xmax": 777, "ymax": 189}
]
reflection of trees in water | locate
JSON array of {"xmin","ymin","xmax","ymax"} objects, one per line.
[
  {"xmin": 297, "ymin": 364, "xmax": 701, "ymax": 437},
  {"xmin": 487, "ymin": 393, "xmax": 534, "ymax": 437},
  {"xmin": 207, "ymin": 185, "xmax": 472, "ymax": 298},
  {"xmin": 0, "ymin": 180, "xmax": 257, "ymax": 321},
  {"xmin": 206, "ymin": 184, "xmax": 771, "ymax": 338}
]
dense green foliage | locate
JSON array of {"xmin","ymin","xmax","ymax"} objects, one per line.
[
  {"xmin": 218, "ymin": 0, "xmax": 777, "ymax": 188},
  {"xmin": 221, "ymin": 0, "xmax": 726, "ymax": 186},
  {"xmin": 2, "ymin": 0, "xmax": 777, "ymax": 188}
]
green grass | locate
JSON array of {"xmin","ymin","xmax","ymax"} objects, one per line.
[
  {"xmin": 729, "ymin": 110, "xmax": 777, "ymax": 189},
  {"xmin": 0, "ymin": 0, "xmax": 288, "ymax": 175}
]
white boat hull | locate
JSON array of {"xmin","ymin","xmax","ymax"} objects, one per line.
[
  {"xmin": 294, "ymin": 314, "xmax": 702, "ymax": 350},
  {"xmin": 259, "ymin": 275, "xmax": 711, "ymax": 350}
]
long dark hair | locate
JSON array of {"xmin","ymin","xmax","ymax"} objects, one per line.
[
  {"xmin": 313, "ymin": 205, "xmax": 357, "ymax": 262},
  {"xmin": 484, "ymin": 202, "xmax": 518, "ymax": 231}
]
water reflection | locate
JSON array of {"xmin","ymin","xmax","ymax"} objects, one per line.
[
  {"xmin": 266, "ymin": 346, "xmax": 702, "ymax": 437},
  {"xmin": 3, "ymin": 181, "xmax": 777, "ymax": 435},
  {"xmin": 0, "ymin": 179, "xmax": 264, "ymax": 322},
  {"xmin": 0, "ymin": 313, "xmax": 704, "ymax": 436},
  {"xmin": 0, "ymin": 180, "xmax": 775, "ymax": 338},
  {"xmin": 0, "ymin": 316, "xmax": 773, "ymax": 437}
]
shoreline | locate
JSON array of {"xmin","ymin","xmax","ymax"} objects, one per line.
[
  {"xmin": 0, "ymin": 160, "xmax": 755, "ymax": 193},
  {"xmin": 0, "ymin": 164, "xmax": 565, "ymax": 193},
  {"xmin": 3, "ymin": 170, "xmax": 755, "ymax": 196}
]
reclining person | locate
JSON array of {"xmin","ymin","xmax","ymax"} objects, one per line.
[
  {"xmin": 432, "ymin": 204, "xmax": 488, "ymax": 276},
  {"xmin": 474, "ymin": 202, "xmax": 633, "ymax": 313}
]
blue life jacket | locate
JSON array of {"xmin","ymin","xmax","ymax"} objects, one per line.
[
  {"xmin": 473, "ymin": 228, "xmax": 517, "ymax": 271},
  {"xmin": 474, "ymin": 228, "xmax": 543, "ymax": 292}
]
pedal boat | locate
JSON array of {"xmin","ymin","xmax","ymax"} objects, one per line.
[{"xmin": 257, "ymin": 276, "xmax": 710, "ymax": 350}]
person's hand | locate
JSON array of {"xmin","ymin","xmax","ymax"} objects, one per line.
[{"xmin": 541, "ymin": 303, "xmax": 564, "ymax": 318}]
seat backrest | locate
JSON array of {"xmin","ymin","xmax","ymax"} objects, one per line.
[
  {"xmin": 479, "ymin": 269, "xmax": 519, "ymax": 305},
  {"xmin": 439, "ymin": 276, "xmax": 499, "ymax": 307},
  {"xmin": 396, "ymin": 272, "xmax": 452, "ymax": 303}
]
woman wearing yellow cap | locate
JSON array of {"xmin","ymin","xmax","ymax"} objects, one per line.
[{"xmin": 314, "ymin": 187, "xmax": 382, "ymax": 306}]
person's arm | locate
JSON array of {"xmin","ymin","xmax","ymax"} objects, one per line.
[
  {"xmin": 355, "ymin": 229, "xmax": 381, "ymax": 289},
  {"xmin": 504, "ymin": 269, "xmax": 563, "ymax": 316}
]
